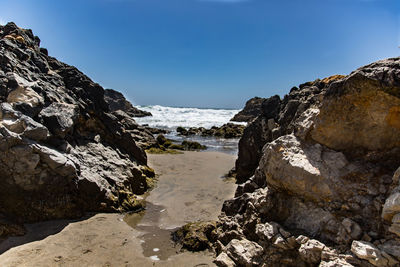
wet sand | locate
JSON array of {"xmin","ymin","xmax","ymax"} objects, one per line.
[{"xmin": 0, "ymin": 151, "xmax": 237, "ymax": 267}]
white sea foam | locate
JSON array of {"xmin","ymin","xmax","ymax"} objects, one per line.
[
  {"xmin": 134, "ymin": 105, "xmax": 246, "ymax": 154},
  {"xmin": 134, "ymin": 105, "xmax": 243, "ymax": 130},
  {"xmin": 150, "ymin": 255, "xmax": 160, "ymax": 261}
]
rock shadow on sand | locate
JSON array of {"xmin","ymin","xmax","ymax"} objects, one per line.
[{"xmin": 0, "ymin": 213, "xmax": 96, "ymax": 254}]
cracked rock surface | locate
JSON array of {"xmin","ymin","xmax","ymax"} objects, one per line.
[
  {"xmin": 211, "ymin": 58, "xmax": 400, "ymax": 266},
  {"xmin": 0, "ymin": 22, "xmax": 156, "ymax": 233}
]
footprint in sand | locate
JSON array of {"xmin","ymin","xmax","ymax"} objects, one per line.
[
  {"xmin": 82, "ymin": 249, "xmax": 92, "ymax": 254},
  {"xmin": 96, "ymin": 216, "xmax": 107, "ymax": 221},
  {"xmin": 54, "ymin": 256, "xmax": 63, "ymax": 262}
]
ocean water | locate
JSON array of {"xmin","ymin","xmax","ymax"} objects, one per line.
[{"xmin": 134, "ymin": 105, "xmax": 246, "ymax": 154}]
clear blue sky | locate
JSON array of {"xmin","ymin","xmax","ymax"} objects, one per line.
[{"xmin": 1, "ymin": 0, "xmax": 399, "ymax": 108}]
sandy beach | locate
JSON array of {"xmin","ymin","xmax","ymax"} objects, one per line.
[
  {"xmin": 1, "ymin": 14, "xmax": 398, "ymax": 267},
  {"xmin": 0, "ymin": 151, "xmax": 237, "ymax": 267}
]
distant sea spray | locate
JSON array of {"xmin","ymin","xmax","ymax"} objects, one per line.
[
  {"xmin": 134, "ymin": 105, "xmax": 245, "ymax": 154},
  {"xmin": 134, "ymin": 105, "xmax": 244, "ymax": 130}
]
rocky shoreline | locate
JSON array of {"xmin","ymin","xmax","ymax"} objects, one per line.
[
  {"xmin": 1, "ymin": 21, "xmax": 400, "ymax": 267},
  {"xmin": 178, "ymin": 59, "xmax": 400, "ymax": 266},
  {"xmin": 0, "ymin": 22, "xmax": 156, "ymax": 237},
  {"xmin": 177, "ymin": 123, "xmax": 245, "ymax": 139},
  {"xmin": 0, "ymin": 151, "xmax": 237, "ymax": 266},
  {"xmin": 146, "ymin": 134, "xmax": 207, "ymax": 154}
]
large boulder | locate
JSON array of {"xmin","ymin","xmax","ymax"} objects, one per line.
[
  {"xmin": 211, "ymin": 58, "xmax": 400, "ymax": 266},
  {"xmin": 0, "ymin": 23, "xmax": 155, "ymax": 231},
  {"xmin": 38, "ymin": 102, "xmax": 78, "ymax": 138},
  {"xmin": 173, "ymin": 221, "xmax": 217, "ymax": 251},
  {"xmin": 235, "ymin": 77, "xmax": 343, "ymax": 182},
  {"xmin": 225, "ymin": 239, "xmax": 263, "ymax": 266},
  {"xmin": 261, "ymin": 133, "xmax": 365, "ymax": 203},
  {"xmin": 311, "ymin": 60, "xmax": 400, "ymax": 152},
  {"xmin": 351, "ymin": 241, "xmax": 397, "ymax": 267}
]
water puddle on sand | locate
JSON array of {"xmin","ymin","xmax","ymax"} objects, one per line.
[
  {"xmin": 124, "ymin": 202, "xmax": 180, "ymax": 261},
  {"xmin": 123, "ymin": 151, "xmax": 238, "ymax": 264}
]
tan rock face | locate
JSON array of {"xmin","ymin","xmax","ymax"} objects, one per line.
[
  {"xmin": 382, "ymin": 192, "xmax": 400, "ymax": 222},
  {"xmin": 7, "ymin": 86, "xmax": 43, "ymax": 107},
  {"xmin": 214, "ymin": 252, "xmax": 236, "ymax": 267},
  {"xmin": 351, "ymin": 240, "xmax": 398, "ymax": 267},
  {"xmin": 226, "ymin": 239, "xmax": 263, "ymax": 266},
  {"xmin": 320, "ymin": 74, "xmax": 346, "ymax": 84},
  {"xmin": 260, "ymin": 133, "xmax": 366, "ymax": 203},
  {"xmin": 6, "ymin": 73, "xmax": 44, "ymax": 107},
  {"xmin": 311, "ymin": 66, "xmax": 400, "ymax": 152},
  {"xmin": 381, "ymin": 167, "xmax": 400, "ymax": 238},
  {"xmin": 214, "ymin": 58, "xmax": 400, "ymax": 267},
  {"xmin": 298, "ymin": 239, "xmax": 325, "ymax": 264}
]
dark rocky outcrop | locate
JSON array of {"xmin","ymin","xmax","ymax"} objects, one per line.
[
  {"xmin": 177, "ymin": 123, "xmax": 245, "ymax": 139},
  {"xmin": 0, "ymin": 22, "xmax": 156, "ymax": 235},
  {"xmin": 210, "ymin": 59, "xmax": 400, "ymax": 266},
  {"xmin": 104, "ymin": 89, "xmax": 151, "ymax": 117},
  {"xmin": 173, "ymin": 221, "xmax": 217, "ymax": 251},
  {"xmin": 143, "ymin": 126, "xmax": 169, "ymax": 135},
  {"xmin": 231, "ymin": 96, "xmax": 264, "ymax": 122},
  {"xmin": 181, "ymin": 140, "xmax": 207, "ymax": 151},
  {"xmin": 147, "ymin": 134, "xmax": 206, "ymax": 153}
]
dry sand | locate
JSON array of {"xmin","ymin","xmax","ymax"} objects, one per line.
[{"xmin": 0, "ymin": 151, "xmax": 237, "ymax": 267}]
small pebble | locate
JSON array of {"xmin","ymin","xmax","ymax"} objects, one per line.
[{"xmin": 150, "ymin": 255, "xmax": 160, "ymax": 261}]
